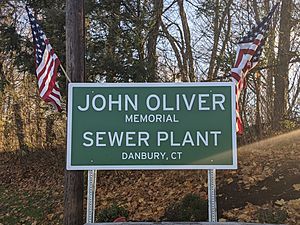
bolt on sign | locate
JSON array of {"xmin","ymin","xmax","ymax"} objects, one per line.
[{"xmin": 67, "ymin": 82, "xmax": 237, "ymax": 170}]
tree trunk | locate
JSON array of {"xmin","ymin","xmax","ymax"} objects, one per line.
[
  {"xmin": 207, "ymin": 0, "xmax": 220, "ymax": 80},
  {"xmin": 64, "ymin": 1, "xmax": 85, "ymax": 225},
  {"xmin": 161, "ymin": 22, "xmax": 185, "ymax": 79},
  {"xmin": 178, "ymin": 0, "xmax": 194, "ymax": 82},
  {"xmin": 35, "ymin": 96, "xmax": 43, "ymax": 148},
  {"xmin": 265, "ymin": 12, "xmax": 276, "ymax": 125},
  {"xmin": 146, "ymin": 0, "xmax": 163, "ymax": 82},
  {"xmin": 253, "ymin": 73, "xmax": 262, "ymax": 138},
  {"xmin": 251, "ymin": 0, "xmax": 260, "ymax": 23},
  {"xmin": 46, "ymin": 114, "xmax": 55, "ymax": 149},
  {"xmin": 13, "ymin": 102, "xmax": 28, "ymax": 154},
  {"xmin": 273, "ymin": 0, "xmax": 292, "ymax": 130},
  {"xmin": 106, "ymin": 1, "xmax": 121, "ymax": 82},
  {"xmin": 211, "ymin": 0, "xmax": 232, "ymax": 79}
]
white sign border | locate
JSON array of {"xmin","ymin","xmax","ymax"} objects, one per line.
[{"xmin": 67, "ymin": 82, "xmax": 237, "ymax": 170}]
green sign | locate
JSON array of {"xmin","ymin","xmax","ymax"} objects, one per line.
[{"xmin": 67, "ymin": 82, "xmax": 237, "ymax": 170}]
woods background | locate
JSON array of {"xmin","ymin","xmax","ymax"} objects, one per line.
[{"xmin": 0, "ymin": 0, "xmax": 300, "ymax": 153}]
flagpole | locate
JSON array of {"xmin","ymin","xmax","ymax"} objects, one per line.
[{"xmin": 59, "ymin": 64, "xmax": 72, "ymax": 83}]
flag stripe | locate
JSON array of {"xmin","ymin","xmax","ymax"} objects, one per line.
[
  {"xmin": 43, "ymin": 58, "xmax": 60, "ymax": 99},
  {"xmin": 40, "ymin": 55, "xmax": 58, "ymax": 95},
  {"xmin": 52, "ymin": 86, "xmax": 62, "ymax": 98},
  {"xmin": 39, "ymin": 58, "xmax": 55, "ymax": 96},
  {"xmin": 49, "ymin": 94, "xmax": 61, "ymax": 106},
  {"xmin": 37, "ymin": 51, "xmax": 51, "ymax": 81},
  {"xmin": 37, "ymin": 48, "xmax": 50, "ymax": 74}
]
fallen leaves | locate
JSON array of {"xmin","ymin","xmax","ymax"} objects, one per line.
[
  {"xmin": 275, "ymin": 199, "xmax": 286, "ymax": 206},
  {"xmin": 261, "ymin": 186, "xmax": 268, "ymax": 190},
  {"xmin": 226, "ymin": 177, "xmax": 234, "ymax": 184},
  {"xmin": 47, "ymin": 213, "xmax": 54, "ymax": 221},
  {"xmin": 292, "ymin": 184, "xmax": 300, "ymax": 191},
  {"xmin": 96, "ymin": 170, "xmax": 208, "ymax": 221},
  {"xmin": 223, "ymin": 203, "xmax": 259, "ymax": 223},
  {"xmin": 282, "ymin": 198, "xmax": 300, "ymax": 224},
  {"xmin": 1, "ymin": 130, "xmax": 300, "ymax": 224}
]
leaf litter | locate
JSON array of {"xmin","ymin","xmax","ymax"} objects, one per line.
[{"xmin": 0, "ymin": 129, "xmax": 300, "ymax": 224}]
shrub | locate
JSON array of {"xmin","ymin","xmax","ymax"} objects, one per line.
[
  {"xmin": 162, "ymin": 193, "xmax": 208, "ymax": 222},
  {"xmin": 257, "ymin": 208, "xmax": 288, "ymax": 224},
  {"xmin": 97, "ymin": 203, "xmax": 129, "ymax": 222}
]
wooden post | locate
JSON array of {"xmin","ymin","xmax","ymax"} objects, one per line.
[{"xmin": 64, "ymin": 0, "xmax": 85, "ymax": 224}]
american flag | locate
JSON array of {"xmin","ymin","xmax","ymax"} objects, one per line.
[
  {"xmin": 231, "ymin": 3, "xmax": 279, "ymax": 134},
  {"xmin": 26, "ymin": 6, "xmax": 62, "ymax": 112}
]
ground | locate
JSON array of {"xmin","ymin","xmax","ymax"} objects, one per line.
[{"xmin": 0, "ymin": 130, "xmax": 299, "ymax": 225}]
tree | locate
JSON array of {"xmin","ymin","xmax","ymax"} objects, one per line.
[
  {"xmin": 146, "ymin": 0, "xmax": 164, "ymax": 81},
  {"xmin": 274, "ymin": 0, "xmax": 293, "ymax": 129},
  {"xmin": 206, "ymin": 0, "xmax": 233, "ymax": 80},
  {"xmin": 160, "ymin": 1, "xmax": 195, "ymax": 81},
  {"xmin": 177, "ymin": 0, "xmax": 195, "ymax": 81},
  {"xmin": 85, "ymin": 0, "xmax": 162, "ymax": 83}
]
